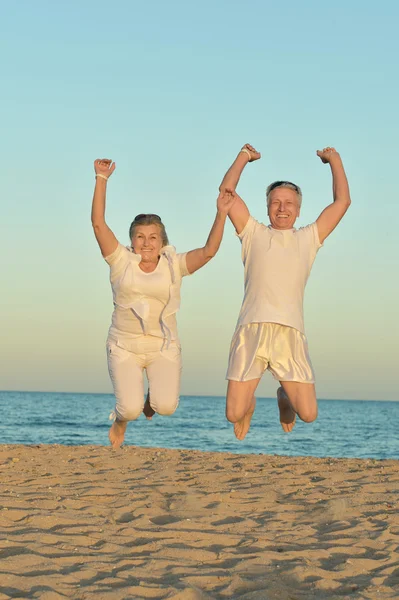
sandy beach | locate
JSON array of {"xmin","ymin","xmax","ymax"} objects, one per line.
[{"xmin": 0, "ymin": 445, "xmax": 398, "ymax": 600}]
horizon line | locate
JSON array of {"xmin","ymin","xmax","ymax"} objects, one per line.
[{"xmin": 0, "ymin": 390, "xmax": 398, "ymax": 403}]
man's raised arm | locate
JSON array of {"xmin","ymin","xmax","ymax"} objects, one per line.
[
  {"xmin": 316, "ymin": 147, "xmax": 351, "ymax": 244},
  {"xmin": 219, "ymin": 144, "xmax": 261, "ymax": 234}
]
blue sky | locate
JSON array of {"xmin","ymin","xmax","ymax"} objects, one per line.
[{"xmin": 1, "ymin": 0, "xmax": 398, "ymax": 400}]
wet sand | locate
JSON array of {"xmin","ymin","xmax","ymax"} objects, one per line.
[{"xmin": 0, "ymin": 445, "xmax": 398, "ymax": 599}]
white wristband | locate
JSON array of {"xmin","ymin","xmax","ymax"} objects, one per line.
[
  {"xmin": 96, "ymin": 173, "xmax": 108, "ymax": 181},
  {"xmin": 240, "ymin": 148, "xmax": 251, "ymax": 161}
]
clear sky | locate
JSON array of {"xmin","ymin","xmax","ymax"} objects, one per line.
[{"xmin": 1, "ymin": 0, "xmax": 398, "ymax": 400}]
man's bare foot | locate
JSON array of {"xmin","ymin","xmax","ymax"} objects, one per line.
[
  {"xmin": 277, "ymin": 387, "xmax": 296, "ymax": 432},
  {"xmin": 109, "ymin": 420, "xmax": 127, "ymax": 449},
  {"xmin": 234, "ymin": 397, "xmax": 256, "ymax": 441},
  {"xmin": 143, "ymin": 391, "xmax": 155, "ymax": 420}
]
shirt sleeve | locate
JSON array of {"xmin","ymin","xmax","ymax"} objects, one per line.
[
  {"xmin": 104, "ymin": 243, "xmax": 126, "ymax": 265},
  {"xmin": 297, "ymin": 223, "xmax": 323, "ymax": 269},
  {"xmin": 104, "ymin": 243, "xmax": 131, "ymax": 282},
  {"xmin": 176, "ymin": 252, "xmax": 190, "ymax": 277},
  {"xmin": 308, "ymin": 222, "xmax": 323, "ymax": 251},
  {"xmin": 238, "ymin": 216, "xmax": 263, "ymax": 263},
  {"xmin": 314, "ymin": 222, "xmax": 323, "ymax": 249},
  {"xmin": 237, "ymin": 215, "xmax": 258, "ymax": 242}
]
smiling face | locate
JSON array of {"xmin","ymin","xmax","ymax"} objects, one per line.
[
  {"xmin": 131, "ymin": 224, "xmax": 163, "ymax": 263},
  {"xmin": 267, "ymin": 187, "xmax": 300, "ymax": 230}
]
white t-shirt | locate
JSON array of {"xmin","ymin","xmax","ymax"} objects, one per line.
[
  {"xmin": 236, "ymin": 216, "xmax": 322, "ymax": 334},
  {"xmin": 105, "ymin": 244, "xmax": 189, "ymax": 339}
]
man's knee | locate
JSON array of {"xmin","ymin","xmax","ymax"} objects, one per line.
[
  {"xmin": 226, "ymin": 379, "xmax": 259, "ymax": 424},
  {"xmin": 226, "ymin": 401, "xmax": 247, "ymax": 423},
  {"xmin": 298, "ymin": 405, "xmax": 318, "ymax": 423},
  {"xmin": 283, "ymin": 382, "xmax": 318, "ymax": 424},
  {"xmin": 226, "ymin": 388, "xmax": 256, "ymax": 423}
]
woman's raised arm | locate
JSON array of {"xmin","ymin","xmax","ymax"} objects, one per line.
[
  {"xmin": 91, "ymin": 158, "xmax": 119, "ymax": 257},
  {"xmin": 185, "ymin": 190, "xmax": 236, "ymax": 274}
]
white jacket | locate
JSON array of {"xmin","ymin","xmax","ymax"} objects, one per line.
[{"xmin": 109, "ymin": 245, "xmax": 185, "ymax": 342}]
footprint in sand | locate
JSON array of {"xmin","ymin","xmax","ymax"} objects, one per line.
[{"xmin": 150, "ymin": 515, "xmax": 182, "ymax": 526}]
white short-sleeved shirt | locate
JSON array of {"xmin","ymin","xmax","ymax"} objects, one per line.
[
  {"xmin": 105, "ymin": 244, "xmax": 189, "ymax": 339},
  {"xmin": 236, "ymin": 216, "xmax": 322, "ymax": 334}
]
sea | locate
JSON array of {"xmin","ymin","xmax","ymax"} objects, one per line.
[{"xmin": 1, "ymin": 391, "xmax": 398, "ymax": 459}]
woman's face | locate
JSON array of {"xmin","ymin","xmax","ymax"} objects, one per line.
[{"xmin": 131, "ymin": 224, "xmax": 163, "ymax": 263}]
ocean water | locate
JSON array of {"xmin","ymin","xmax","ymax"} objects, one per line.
[{"xmin": 1, "ymin": 391, "xmax": 398, "ymax": 459}]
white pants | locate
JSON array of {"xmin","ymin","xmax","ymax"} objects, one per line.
[{"xmin": 106, "ymin": 335, "xmax": 182, "ymax": 422}]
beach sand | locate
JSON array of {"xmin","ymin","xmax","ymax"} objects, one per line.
[{"xmin": 0, "ymin": 445, "xmax": 398, "ymax": 600}]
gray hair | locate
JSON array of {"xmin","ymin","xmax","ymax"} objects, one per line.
[
  {"xmin": 129, "ymin": 214, "xmax": 169, "ymax": 246},
  {"xmin": 266, "ymin": 181, "xmax": 302, "ymax": 207}
]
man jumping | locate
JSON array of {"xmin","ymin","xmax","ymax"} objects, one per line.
[{"xmin": 221, "ymin": 144, "xmax": 351, "ymax": 440}]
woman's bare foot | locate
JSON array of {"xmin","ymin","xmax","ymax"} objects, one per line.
[
  {"xmin": 109, "ymin": 420, "xmax": 127, "ymax": 449},
  {"xmin": 277, "ymin": 387, "xmax": 296, "ymax": 432},
  {"xmin": 143, "ymin": 391, "xmax": 155, "ymax": 420},
  {"xmin": 234, "ymin": 397, "xmax": 256, "ymax": 441}
]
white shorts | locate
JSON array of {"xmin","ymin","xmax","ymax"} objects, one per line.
[
  {"xmin": 107, "ymin": 334, "xmax": 182, "ymax": 422},
  {"xmin": 226, "ymin": 322, "xmax": 315, "ymax": 384}
]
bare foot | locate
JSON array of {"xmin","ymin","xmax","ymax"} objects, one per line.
[
  {"xmin": 143, "ymin": 391, "xmax": 155, "ymax": 420},
  {"xmin": 234, "ymin": 397, "xmax": 256, "ymax": 441},
  {"xmin": 277, "ymin": 387, "xmax": 296, "ymax": 432},
  {"xmin": 109, "ymin": 420, "xmax": 127, "ymax": 449}
]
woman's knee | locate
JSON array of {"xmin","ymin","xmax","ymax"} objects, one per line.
[
  {"xmin": 151, "ymin": 392, "xmax": 179, "ymax": 416},
  {"xmin": 115, "ymin": 400, "xmax": 143, "ymax": 422}
]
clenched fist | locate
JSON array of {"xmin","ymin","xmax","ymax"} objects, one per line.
[{"xmin": 94, "ymin": 158, "xmax": 116, "ymax": 179}]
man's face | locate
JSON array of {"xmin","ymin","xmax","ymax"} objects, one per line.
[{"xmin": 267, "ymin": 187, "xmax": 300, "ymax": 230}]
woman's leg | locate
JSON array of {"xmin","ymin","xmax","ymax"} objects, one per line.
[
  {"xmin": 146, "ymin": 344, "xmax": 182, "ymax": 416},
  {"xmin": 107, "ymin": 341, "xmax": 145, "ymax": 448}
]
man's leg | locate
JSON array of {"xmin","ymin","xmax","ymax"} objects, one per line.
[
  {"xmin": 226, "ymin": 378, "xmax": 260, "ymax": 440},
  {"xmin": 278, "ymin": 381, "xmax": 318, "ymax": 432}
]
